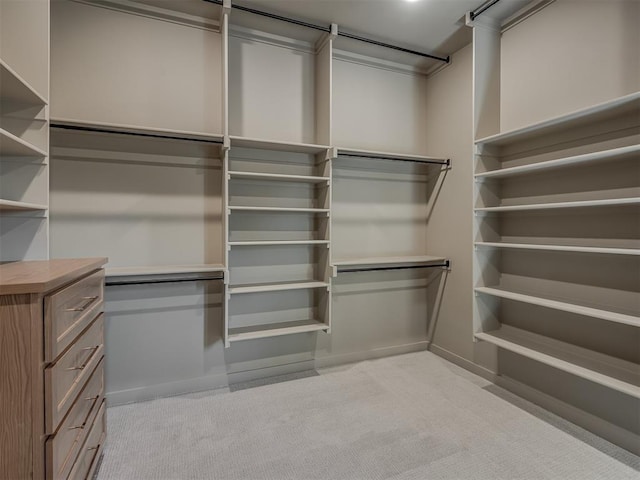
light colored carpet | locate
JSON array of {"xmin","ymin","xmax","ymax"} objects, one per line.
[{"xmin": 98, "ymin": 351, "xmax": 640, "ymax": 480}]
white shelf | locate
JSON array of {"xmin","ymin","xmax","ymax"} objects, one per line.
[
  {"xmin": 50, "ymin": 117, "xmax": 224, "ymax": 144},
  {"xmin": 228, "ymin": 171, "xmax": 330, "ymax": 184},
  {"xmin": 475, "ymin": 198, "xmax": 640, "ymax": 213},
  {"xmin": 337, "ymin": 147, "xmax": 448, "ymax": 165},
  {"xmin": 228, "ymin": 319, "xmax": 329, "ymax": 343},
  {"xmin": 475, "ymin": 325, "xmax": 640, "ymax": 399},
  {"xmin": 229, "ymin": 240, "xmax": 330, "ymax": 246},
  {"xmin": 475, "ymin": 286, "xmax": 640, "ymax": 328},
  {"xmin": 0, "ymin": 59, "xmax": 48, "ymax": 106},
  {"xmin": 229, "ymin": 206, "xmax": 330, "ymax": 214},
  {"xmin": 475, "ymin": 145, "xmax": 640, "ymax": 179},
  {"xmin": 0, "ymin": 128, "xmax": 48, "ymax": 158},
  {"xmin": 475, "ymin": 242, "xmax": 640, "ymax": 256},
  {"xmin": 0, "ymin": 199, "xmax": 48, "ymax": 212},
  {"xmin": 229, "ymin": 136, "xmax": 331, "ymax": 154},
  {"xmin": 106, "ymin": 264, "xmax": 226, "ymax": 278},
  {"xmin": 333, "ymin": 255, "xmax": 447, "ymax": 268},
  {"xmin": 229, "ymin": 281, "xmax": 329, "ymax": 295},
  {"xmin": 475, "ymin": 92, "xmax": 640, "ymax": 147}
]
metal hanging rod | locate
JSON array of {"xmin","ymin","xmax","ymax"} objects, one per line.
[
  {"xmin": 204, "ymin": 0, "xmax": 449, "ymax": 63},
  {"xmin": 50, "ymin": 123, "xmax": 224, "ymax": 145},
  {"xmin": 338, "ymin": 153, "xmax": 450, "ymax": 166},
  {"xmin": 469, "ymin": 0, "xmax": 501, "ymax": 21},
  {"xmin": 336, "ymin": 31, "xmax": 449, "ymax": 63},
  {"xmin": 338, "ymin": 261, "xmax": 450, "ymax": 274},
  {"xmin": 106, "ymin": 274, "xmax": 224, "ymax": 287}
]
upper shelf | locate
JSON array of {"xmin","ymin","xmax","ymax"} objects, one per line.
[
  {"xmin": 0, "ymin": 59, "xmax": 48, "ymax": 106},
  {"xmin": 475, "ymin": 242, "xmax": 640, "ymax": 256},
  {"xmin": 475, "ymin": 92, "xmax": 640, "ymax": 147},
  {"xmin": 51, "ymin": 118, "xmax": 224, "ymax": 144},
  {"xmin": 0, "ymin": 128, "xmax": 48, "ymax": 158},
  {"xmin": 475, "ymin": 198, "xmax": 640, "ymax": 213},
  {"xmin": 333, "ymin": 255, "xmax": 447, "ymax": 269},
  {"xmin": 229, "ymin": 136, "xmax": 331, "ymax": 155},
  {"xmin": 336, "ymin": 147, "xmax": 449, "ymax": 166},
  {"xmin": 475, "ymin": 145, "xmax": 640, "ymax": 179}
]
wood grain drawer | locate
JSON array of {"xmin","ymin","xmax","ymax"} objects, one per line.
[
  {"xmin": 68, "ymin": 401, "xmax": 106, "ymax": 480},
  {"xmin": 46, "ymin": 359, "xmax": 104, "ymax": 480},
  {"xmin": 45, "ymin": 270, "xmax": 104, "ymax": 363},
  {"xmin": 45, "ymin": 315, "xmax": 104, "ymax": 434}
]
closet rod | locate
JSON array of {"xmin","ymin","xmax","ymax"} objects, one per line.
[
  {"xmin": 50, "ymin": 123, "xmax": 224, "ymax": 145},
  {"xmin": 338, "ymin": 261, "xmax": 450, "ymax": 274},
  {"xmin": 469, "ymin": 0, "xmax": 501, "ymax": 20},
  {"xmin": 106, "ymin": 275, "xmax": 224, "ymax": 287},
  {"xmin": 203, "ymin": 0, "xmax": 450, "ymax": 63},
  {"xmin": 336, "ymin": 31, "xmax": 449, "ymax": 63},
  {"xmin": 338, "ymin": 154, "xmax": 450, "ymax": 166}
]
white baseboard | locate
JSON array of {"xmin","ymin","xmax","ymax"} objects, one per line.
[{"xmin": 314, "ymin": 341, "xmax": 430, "ymax": 369}]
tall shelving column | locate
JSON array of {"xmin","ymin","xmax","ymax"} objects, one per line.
[
  {"xmin": 224, "ymin": 138, "xmax": 333, "ymax": 346},
  {"xmin": 0, "ymin": 0, "xmax": 50, "ymax": 261},
  {"xmin": 468, "ymin": 4, "xmax": 639, "ymax": 453}
]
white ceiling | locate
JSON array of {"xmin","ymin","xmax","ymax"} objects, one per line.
[{"xmin": 236, "ymin": 0, "xmax": 529, "ymax": 57}]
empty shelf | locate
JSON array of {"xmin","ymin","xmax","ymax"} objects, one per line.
[
  {"xmin": 229, "ymin": 135, "xmax": 331, "ymax": 154},
  {"xmin": 0, "ymin": 199, "xmax": 48, "ymax": 212},
  {"xmin": 475, "ymin": 145, "xmax": 640, "ymax": 179},
  {"xmin": 229, "ymin": 240, "xmax": 330, "ymax": 246},
  {"xmin": 1, "ymin": 59, "xmax": 48, "ymax": 106},
  {"xmin": 0, "ymin": 128, "xmax": 48, "ymax": 157},
  {"xmin": 228, "ymin": 319, "xmax": 329, "ymax": 342},
  {"xmin": 475, "ymin": 242, "xmax": 640, "ymax": 256},
  {"xmin": 337, "ymin": 147, "xmax": 448, "ymax": 165},
  {"xmin": 229, "ymin": 281, "xmax": 329, "ymax": 294},
  {"xmin": 475, "ymin": 286, "xmax": 640, "ymax": 328},
  {"xmin": 475, "ymin": 92, "xmax": 640, "ymax": 147},
  {"xmin": 475, "ymin": 325, "xmax": 640, "ymax": 399},
  {"xmin": 475, "ymin": 198, "xmax": 640, "ymax": 213},
  {"xmin": 229, "ymin": 206, "xmax": 330, "ymax": 213},
  {"xmin": 229, "ymin": 171, "xmax": 330, "ymax": 183},
  {"xmin": 106, "ymin": 264, "xmax": 226, "ymax": 277},
  {"xmin": 333, "ymin": 255, "xmax": 447, "ymax": 269},
  {"xmin": 51, "ymin": 117, "xmax": 224, "ymax": 144}
]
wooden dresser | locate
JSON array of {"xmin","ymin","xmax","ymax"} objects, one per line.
[{"xmin": 0, "ymin": 258, "xmax": 108, "ymax": 480}]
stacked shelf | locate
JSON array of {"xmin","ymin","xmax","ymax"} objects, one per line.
[
  {"xmin": 0, "ymin": 45, "xmax": 49, "ymax": 261},
  {"xmin": 473, "ymin": 92, "xmax": 640, "ymax": 397},
  {"xmin": 224, "ymin": 138, "xmax": 333, "ymax": 346}
]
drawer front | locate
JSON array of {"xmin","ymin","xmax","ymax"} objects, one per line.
[
  {"xmin": 45, "ymin": 270, "xmax": 104, "ymax": 362},
  {"xmin": 46, "ymin": 315, "xmax": 104, "ymax": 434},
  {"xmin": 46, "ymin": 359, "xmax": 104, "ymax": 480},
  {"xmin": 68, "ymin": 402, "xmax": 106, "ymax": 480}
]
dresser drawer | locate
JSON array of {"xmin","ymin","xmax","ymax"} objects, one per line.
[
  {"xmin": 68, "ymin": 402, "xmax": 106, "ymax": 480},
  {"xmin": 46, "ymin": 359, "xmax": 104, "ymax": 480},
  {"xmin": 45, "ymin": 270, "xmax": 104, "ymax": 363},
  {"xmin": 45, "ymin": 315, "xmax": 104, "ymax": 434}
]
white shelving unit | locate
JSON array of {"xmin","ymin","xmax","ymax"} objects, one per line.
[
  {"xmin": 474, "ymin": 93, "xmax": 640, "ymax": 398},
  {"xmin": 0, "ymin": 1, "xmax": 50, "ymax": 262},
  {"xmin": 224, "ymin": 137, "xmax": 333, "ymax": 346}
]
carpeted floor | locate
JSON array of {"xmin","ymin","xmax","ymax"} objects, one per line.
[{"xmin": 97, "ymin": 351, "xmax": 640, "ymax": 480}]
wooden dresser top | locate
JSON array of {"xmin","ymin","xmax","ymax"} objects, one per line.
[{"xmin": 0, "ymin": 258, "xmax": 107, "ymax": 295}]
